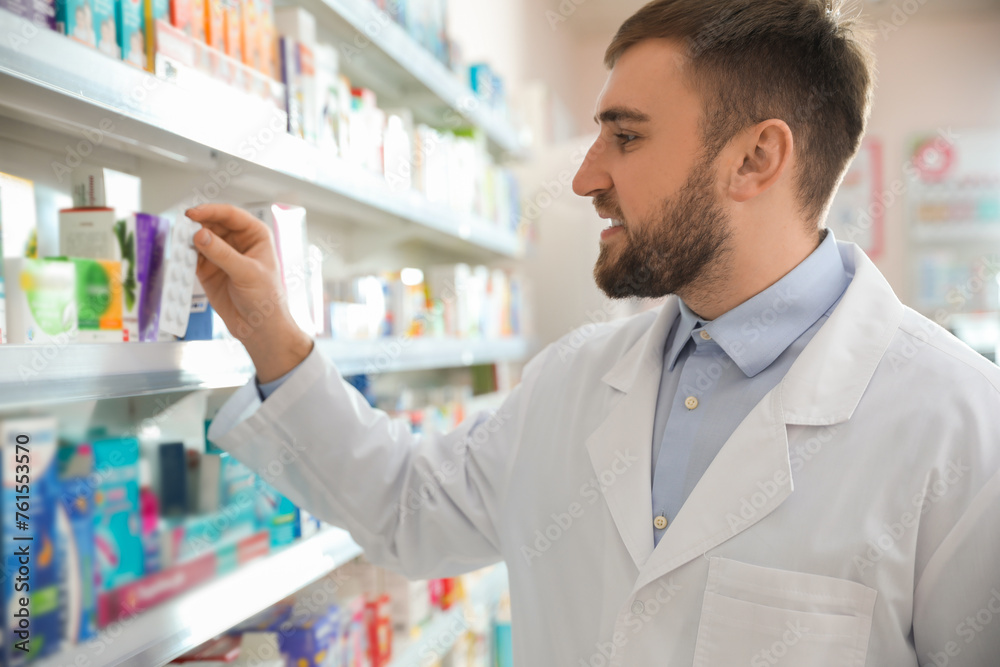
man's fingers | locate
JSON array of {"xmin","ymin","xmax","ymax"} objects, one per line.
[
  {"xmin": 185, "ymin": 204, "xmax": 265, "ymax": 234},
  {"xmin": 194, "ymin": 227, "xmax": 258, "ymax": 284}
]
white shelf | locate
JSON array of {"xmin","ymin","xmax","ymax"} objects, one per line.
[
  {"xmin": 912, "ymin": 224, "xmax": 1000, "ymax": 242},
  {"xmin": 0, "ymin": 338, "xmax": 532, "ymax": 408},
  {"xmin": 319, "ymin": 337, "xmax": 534, "ymax": 375},
  {"xmin": 389, "ymin": 563, "xmax": 508, "ymax": 667},
  {"xmin": 35, "ymin": 527, "xmax": 363, "ymax": 667},
  {"xmin": 0, "ymin": 8, "xmax": 522, "ymax": 259},
  {"xmin": 289, "ymin": 0, "xmax": 523, "ymax": 156},
  {"xmin": 0, "ymin": 341, "xmax": 254, "ymax": 409}
]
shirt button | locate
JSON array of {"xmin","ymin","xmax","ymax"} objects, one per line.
[
  {"xmin": 685, "ymin": 396, "xmax": 699, "ymax": 410},
  {"xmin": 699, "ymin": 330, "xmax": 711, "ymax": 340},
  {"xmin": 654, "ymin": 515, "xmax": 668, "ymax": 530},
  {"xmin": 630, "ymin": 600, "xmax": 645, "ymax": 615}
]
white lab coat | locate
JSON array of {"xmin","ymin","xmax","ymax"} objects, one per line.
[{"xmin": 209, "ymin": 242, "xmax": 1000, "ymax": 666}]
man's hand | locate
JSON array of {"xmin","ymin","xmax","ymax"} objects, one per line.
[{"xmin": 185, "ymin": 204, "xmax": 314, "ymax": 383}]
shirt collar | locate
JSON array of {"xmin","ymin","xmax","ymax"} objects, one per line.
[{"xmin": 664, "ymin": 229, "xmax": 849, "ymax": 377}]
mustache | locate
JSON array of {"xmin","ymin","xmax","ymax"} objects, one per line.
[{"xmin": 593, "ymin": 192, "xmax": 625, "ymax": 223}]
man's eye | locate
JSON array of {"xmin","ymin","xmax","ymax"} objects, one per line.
[{"xmin": 616, "ymin": 133, "xmax": 638, "ymax": 146}]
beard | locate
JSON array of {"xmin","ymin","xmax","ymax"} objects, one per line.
[{"xmin": 592, "ymin": 157, "xmax": 733, "ymax": 300}]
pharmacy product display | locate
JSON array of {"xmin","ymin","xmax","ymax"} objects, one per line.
[
  {"xmin": 165, "ymin": 560, "xmax": 510, "ymax": 667},
  {"xmin": 0, "ymin": 410, "xmax": 321, "ymax": 663},
  {"xmin": 0, "ymin": 169, "xmax": 219, "ymax": 345},
  {"xmin": 325, "ymin": 265, "xmax": 527, "ymax": 342}
]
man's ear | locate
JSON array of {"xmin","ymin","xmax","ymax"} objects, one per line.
[{"xmin": 727, "ymin": 120, "xmax": 794, "ymax": 203}]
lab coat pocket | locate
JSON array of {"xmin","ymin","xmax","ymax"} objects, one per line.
[{"xmin": 692, "ymin": 557, "xmax": 877, "ymax": 667}]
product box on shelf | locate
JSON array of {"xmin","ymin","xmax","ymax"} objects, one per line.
[
  {"xmin": 141, "ymin": 0, "xmax": 168, "ymax": 71},
  {"xmin": 279, "ymin": 605, "xmax": 342, "ymax": 667},
  {"xmin": 219, "ymin": 0, "xmax": 239, "ymax": 60},
  {"xmin": 93, "ymin": 0, "xmax": 119, "ymax": 57},
  {"xmin": 0, "ymin": 172, "xmax": 38, "ymax": 262},
  {"xmin": 56, "ymin": 0, "xmax": 96, "ymax": 46},
  {"xmin": 71, "ymin": 257, "xmax": 123, "ymax": 342},
  {"xmin": 97, "ymin": 529, "xmax": 270, "ymax": 626},
  {"xmin": 366, "ymin": 594, "xmax": 392, "ymax": 667},
  {"xmin": 255, "ymin": 482, "xmax": 297, "ymax": 547},
  {"xmin": 245, "ymin": 203, "xmax": 315, "ymax": 336},
  {"xmin": 179, "ymin": 277, "xmax": 215, "ymax": 340},
  {"xmin": 133, "ymin": 212, "xmax": 172, "ymax": 341},
  {"xmin": 0, "ymin": 0, "xmax": 56, "ymax": 29},
  {"xmin": 92, "ymin": 436, "xmax": 144, "ymax": 592},
  {"xmin": 117, "ymin": 0, "xmax": 144, "ymax": 67},
  {"xmin": 169, "ymin": 0, "xmax": 203, "ymax": 41},
  {"xmin": 4, "ymin": 257, "xmax": 78, "ymax": 344},
  {"xmin": 203, "ymin": 0, "xmax": 222, "ymax": 49},
  {"xmin": 56, "ymin": 475, "xmax": 99, "ymax": 644},
  {"xmin": 58, "ymin": 208, "xmax": 121, "ymax": 261},
  {"xmin": 1, "ymin": 416, "xmax": 62, "ymax": 666}
]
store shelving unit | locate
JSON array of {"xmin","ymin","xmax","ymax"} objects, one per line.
[
  {"xmin": 318, "ymin": 337, "xmax": 533, "ymax": 375},
  {"xmin": 285, "ymin": 0, "xmax": 523, "ymax": 156},
  {"xmin": 35, "ymin": 528, "xmax": 363, "ymax": 667},
  {"xmin": 0, "ymin": 337, "xmax": 532, "ymax": 409},
  {"xmin": 911, "ymin": 224, "xmax": 1000, "ymax": 243},
  {"xmin": 0, "ymin": 7, "xmax": 523, "ymax": 259},
  {"xmin": 388, "ymin": 564, "xmax": 509, "ymax": 667},
  {"xmin": 0, "ymin": 3, "xmax": 525, "ymax": 665}
]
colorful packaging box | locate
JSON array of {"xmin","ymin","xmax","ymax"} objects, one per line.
[
  {"xmin": 169, "ymin": 0, "xmax": 203, "ymax": 41},
  {"xmin": 92, "ymin": 437, "xmax": 143, "ymax": 592},
  {"xmin": 279, "ymin": 606, "xmax": 342, "ymax": 667},
  {"xmin": 133, "ymin": 212, "xmax": 170, "ymax": 342},
  {"xmin": 57, "ymin": 476, "xmax": 98, "ymax": 644},
  {"xmin": 0, "ymin": 0, "xmax": 56, "ymax": 30},
  {"xmin": 116, "ymin": 0, "xmax": 144, "ymax": 67},
  {"xmin": 220, "ymin": 0, "xmax": 239, "ymax": 60},
  {"xmin": 114, "ymin": 216, "xmax": 139, "ymax": 342},
  {"xmin": 141, "ymin": 0, "xmax": 168, "ymax": 72},
  {"xmin": 71, "ymin": 258, "xmax": 123, "ymax": 342},
  {"xmin": 178, "ymin": 278, "xmax": 215, "ymax": 340},
  {"xmin": 203, "ymin": 0, "xmax": 222, "ymax": 49},
  {"xmin": 4, "ymin": 257, "xmax": 78, "ymax": 345},
  {"xmin": 93, "ymin": 0, "xmax": 119, "ymax": 57},
  {"xmin": 57, "ymin": 0, "xmax": 96, "ymax": 46},
  {"xmin": 1, "ymin": 416, "xmax": 61, "ymax": 665}
]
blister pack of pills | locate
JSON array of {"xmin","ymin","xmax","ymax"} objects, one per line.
[{"xmin": 157, "ymin": 216, "xmax": 201, "ymax": 338}]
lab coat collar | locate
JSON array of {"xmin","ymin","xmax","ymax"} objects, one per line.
[{"xmin": 590, "ymin": 242, "xmax": 904, "ymax": 583}]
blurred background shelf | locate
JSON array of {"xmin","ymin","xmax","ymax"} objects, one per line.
[
  {"xmin": 319, "ymin": 337, "xmax": 534, "ymax": 375},
  {"xmin": 0, "ymin": 7, "xmax": 522, "ymax": 260},
  {"xmin": 0, "ymin": 338, "xmax": 534, "ymax": 408},
  {"xmin": 288, "ymin": 0, "xmax": 524, "ymax": 156},
  {"xmin": 388, "ymin": 563, "xmax": 509, "ymax": 667},
  {"xmin": 35, "ymin": 528, "xmax": 362, "ymax": 667}
]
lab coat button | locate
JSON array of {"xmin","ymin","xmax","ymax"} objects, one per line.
[
  {"xmin": 654, "ymin": 515, "xmax": 668, "ymax": 530},
  {"xmin": 699, "ymin": 330, "xmax": 711, "ymax": 340},
  {"xmin": 685, "ymin": 396, "xmax": 699, "ymax": 410},
  {"xmin": 630, "ymin": 600, "xmax": 644, "ymax": 615}
]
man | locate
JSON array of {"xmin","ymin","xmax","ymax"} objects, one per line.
[{"xmin": 192, "ymin": 0, "xmax": 1000, "ymax": 664}]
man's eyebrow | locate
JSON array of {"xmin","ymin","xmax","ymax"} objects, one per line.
[{"xmin": 593, "ymin": 106, "xmax": 652, "ymax": 125}]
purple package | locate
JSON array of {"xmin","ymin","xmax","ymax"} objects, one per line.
[
  {"xmin": 134, "ymin": 213, "xmax": 170, "ymax": 342},
  {"xmin": 0, "ymin": 0, "xmax": 57, "ymax": 30}
]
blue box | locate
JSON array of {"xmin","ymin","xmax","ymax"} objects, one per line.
[
  {"xmin": 57, "ymin": 476, "xmax": 98, "ymax": 643},
  {"xmin": 92, "ymin": 437, "xmax": 143, "ymax": 591},
  {"xmin": 1, "ymin": 416, "xmax": 62, "ymax": 666}
]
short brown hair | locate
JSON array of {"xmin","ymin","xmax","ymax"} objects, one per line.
[{"xmin": 606, "ymin": 0, "xmax": 875, "ymax": 224}]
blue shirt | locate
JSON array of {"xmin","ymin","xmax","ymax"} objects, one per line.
[{"xmin": 650, "ymin": 229, "xmax": 850, "ymax": 546}]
